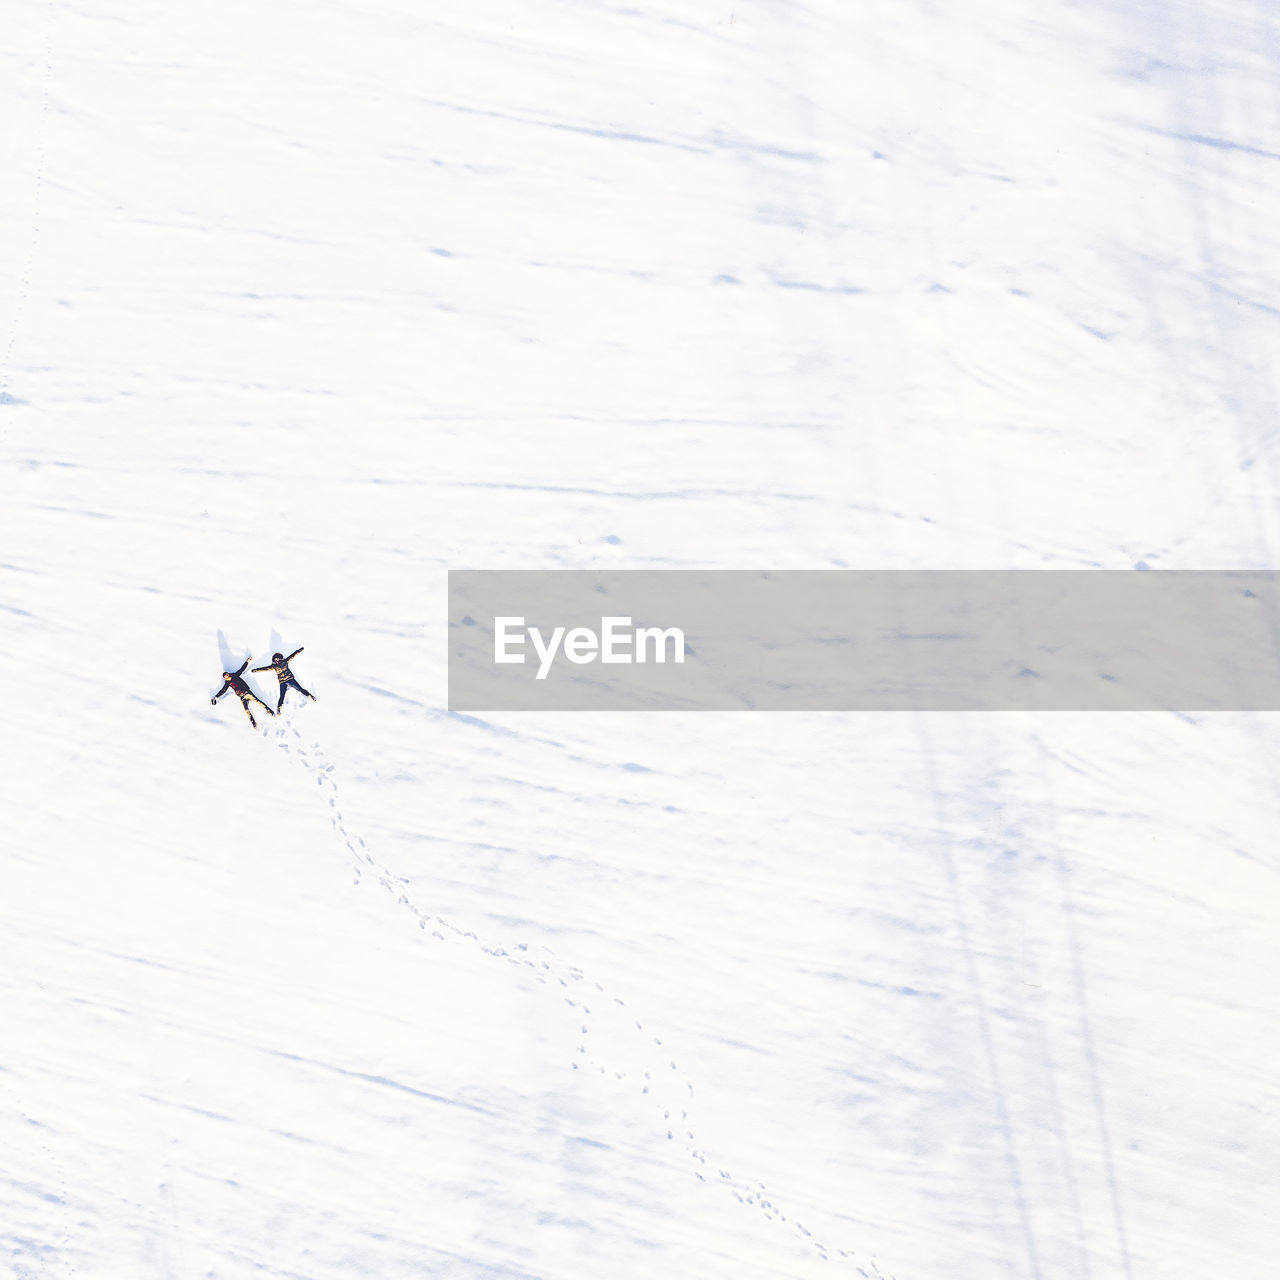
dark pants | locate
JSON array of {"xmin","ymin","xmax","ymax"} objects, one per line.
[{"xmin": 277, "ymin": 678, "xmax": 313, "ymax": 710}]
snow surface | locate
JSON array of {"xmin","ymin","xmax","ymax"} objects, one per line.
[{"xmin": 3, "ymin": 2, "xmax": 1280, "ymax": 1278}]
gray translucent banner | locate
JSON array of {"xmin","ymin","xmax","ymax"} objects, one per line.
[{"xmin": 448, "ymin": 570, "xmax": 1280, "ymax": 711}]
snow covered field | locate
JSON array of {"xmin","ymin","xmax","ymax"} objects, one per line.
[{"xmin": 3, "ymin": 2, "xmax": 1280, "ymax": 1277}]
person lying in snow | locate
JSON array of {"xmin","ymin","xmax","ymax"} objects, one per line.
[
  {"xmin": 211, "ymin": 658, "xmax": 275, "ymax": 729},
  {"xmin": 252, "ymin": 647, "xmax": 316, "ymax": 711}
]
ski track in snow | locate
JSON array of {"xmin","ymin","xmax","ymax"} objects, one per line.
[{"xmin": 263, "ymin": 710, "xmax": 894, "ymax": 1280}]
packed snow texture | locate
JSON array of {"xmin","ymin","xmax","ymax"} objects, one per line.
[{"xmin": 3, "ymin": 2, "xmax": 1280, "ymax": 1278}]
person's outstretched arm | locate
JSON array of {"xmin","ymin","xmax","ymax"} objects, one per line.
[
  {"xmin": 235, "ymin": 658, "xmax": 250, "ymax": 675},
  {"xmin": 211, "ymin": 680, "xmax": 230, "ymax": 704},
  {"xmin": 287, "ymin": 647, "xmax": 304, "ymax": 661},
  {"xmin": 250, "ymin": 663, "xmax": 272, "ymax": 672}
]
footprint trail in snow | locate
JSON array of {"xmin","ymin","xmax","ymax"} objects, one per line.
[{"xmin": 265, "ymin": 716, "xmax": 893, "ymax": 1279}]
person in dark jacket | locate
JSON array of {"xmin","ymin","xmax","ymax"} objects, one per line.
[
  {"xmin": 211, "ymin": 658, "xmax": 275, "ymax": 728},
  {"xmin": 253, "ymin": 647, "xmax": 316, "ymax": 711}
]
